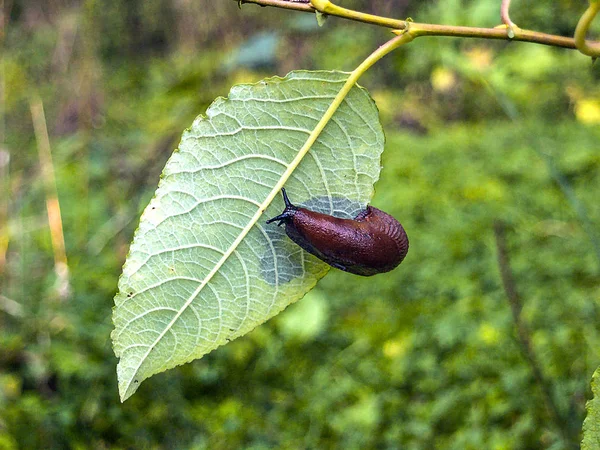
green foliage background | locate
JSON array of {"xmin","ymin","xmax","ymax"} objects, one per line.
[{"xmin": 1, "ymin": 0, "xmax": 599, "ymax": 448}]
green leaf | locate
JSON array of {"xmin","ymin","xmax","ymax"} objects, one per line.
[
  {"xmin": 582, "ymin": 366, "xmax": 600, "ymax": 449},
  {"xmin": 111, "ymin": 70, "xmax": 384, "ymax": 401}
]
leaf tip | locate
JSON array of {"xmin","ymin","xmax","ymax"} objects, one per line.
[{"xmin": 117, "ymin": 371, "xmax": 140, "ymax": 403}]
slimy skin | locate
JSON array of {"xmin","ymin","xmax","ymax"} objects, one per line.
[{"xmin": 267, "ymin": 189, "xmax": 409, "ymax": 276}]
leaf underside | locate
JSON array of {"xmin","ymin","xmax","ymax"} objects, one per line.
[{"xmin": 111, "ymin": 70, "xmax": 384, "ymax": 401}]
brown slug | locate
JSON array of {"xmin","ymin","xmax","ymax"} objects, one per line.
[{"xmin": 266, "ymin": 188, "xmax": 409, "ymax": 276}]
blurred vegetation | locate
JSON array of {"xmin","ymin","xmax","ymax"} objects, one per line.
[{"xmin": 1, "ymin": 0, "xmax": 600, "ymax": 448}]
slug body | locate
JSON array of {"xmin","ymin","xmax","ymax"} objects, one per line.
[{"xmin": 266, "ymin": 189, "xmax": 409, "ymax": 276}]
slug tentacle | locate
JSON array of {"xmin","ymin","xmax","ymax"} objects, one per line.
[
  {"xmin": 266, "ymin": 188, "xmax": 298, "ymax": 226},
  {"xmin": 265, "ymin": 212, "xmax": 293, "ymax": 226},
  {"xmin": 266, "ymin": 188, "xmax": 409, "ymax": 276},
  {"xmin": 281, "ymin": 187, "xmax": 294, "ymax": 209}
]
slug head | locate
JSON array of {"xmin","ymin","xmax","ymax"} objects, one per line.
[{"xmin": 266, "ymin": 188, "xmax": 298, "ymax": 226}]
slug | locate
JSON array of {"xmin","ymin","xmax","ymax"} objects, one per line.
[{"xmin": 266, "ymin": 188, "xmax": 409, "ymax": 276}]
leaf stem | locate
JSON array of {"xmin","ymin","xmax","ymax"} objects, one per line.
[
  {"xmin": 574, "ymin": 1, "xmax": 600, "ymax": 58},
  {"xmin": 266, "ymin": 32, "xmax": 413, "ymax": 207}
]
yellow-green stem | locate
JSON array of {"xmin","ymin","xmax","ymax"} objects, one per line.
[
  {"xmin": 242, "ymin": 0, "xmax": 600, "ymax": 51},
  {"xmin": 310, "ymin": 0, "xmax": 406, "ymax": 29},
  {"xmin": 574, "ymin": 1, "xmax": 600, "ymax": 58},
  {"xmin": 266, "ymin": 31, "xmax": 414, "ymax": 206}
]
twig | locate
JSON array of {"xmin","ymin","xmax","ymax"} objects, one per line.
[
  {"xmin": 241, "ymin": 0, "xmax": 406, "ymax": 29},
  {"xmin": 574, "ymin": 1, "xmax": 600, "ymax": 58},
  {"xmin": 239, "ymin": 0, "xmax": 600, "ymax": 51},
  {"xmin": 310, "ymin": 0, "xmax": 406, "ymax": 29},
  {"xmin": 239, "ymin": 0, "xmax": 313, "ymax": 13},
  {"xmin": 493, "ymin": 222, "xmax": 573, "ymax": 444},
  {"xmin": 500, "ymin": 0, "xmax": 517, "ymax": 38},
  {"xmin": 395, "ymin": 24, "xmax": 577, "ymax": 49},
  {"xmin": 30, "ymin": 96, "xmax": 70, "ymax": 300}
]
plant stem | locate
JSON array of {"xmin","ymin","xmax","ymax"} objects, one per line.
[
  {"xmin": 574, "ymin": 1, "xmax": 600, "ymax": 58},
  {"xmin": 240, "ymin": 0, "xmax": 406, "ymax": 28},
  {"xmin": 500, "ymin": 0, "xmax": 517, "ymax": 38},
  {"xmin": 239, "ymin": 0, "xmax": 599, "ymax": 51},
  {"xmin": 269, "ymin": 31, "xmax": 413, "ymax": 202},
  {"xmin": 500, "ymin": 0, "xmax": 515, "ymax": 26},
  {"xmin": 239, "ymin": 0, "xmax": 313, "ymax": 13},
  {"xmin": 310, "ymin": 0, "xmax": 406, "ymax": 29},
  {"xmin": 400, "ymin": 23, "xmax": 578, "ymax": 49}
]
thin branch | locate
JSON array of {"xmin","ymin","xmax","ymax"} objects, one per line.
[
  {"xmin": 310, "ymin": 0, "xmax": 406, "ymax": 29},
  {"xmin": 239, "ymin": 0, "xmax": 600, "ymax": 51},
  {"xmin": 574, "ymin": 1, "xmax": 600, "ymax": 58},
  {"xmin": 239, "ymin": 0, "xmax": 313, "ymax": 13},
  {"xmin": 240, "ymin": 0, "xmax": 407, "ymax": 29},
  {"xmin": 493, "ymin": 222, "xmax": 574, "ymax": 444},
  {"xmin": 500, "ymin": 0, "xmax": 517, "ymax": 38},
  {"xmin": 398, "ymin": 23, "xmax": 577, "ymax": 49}
]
